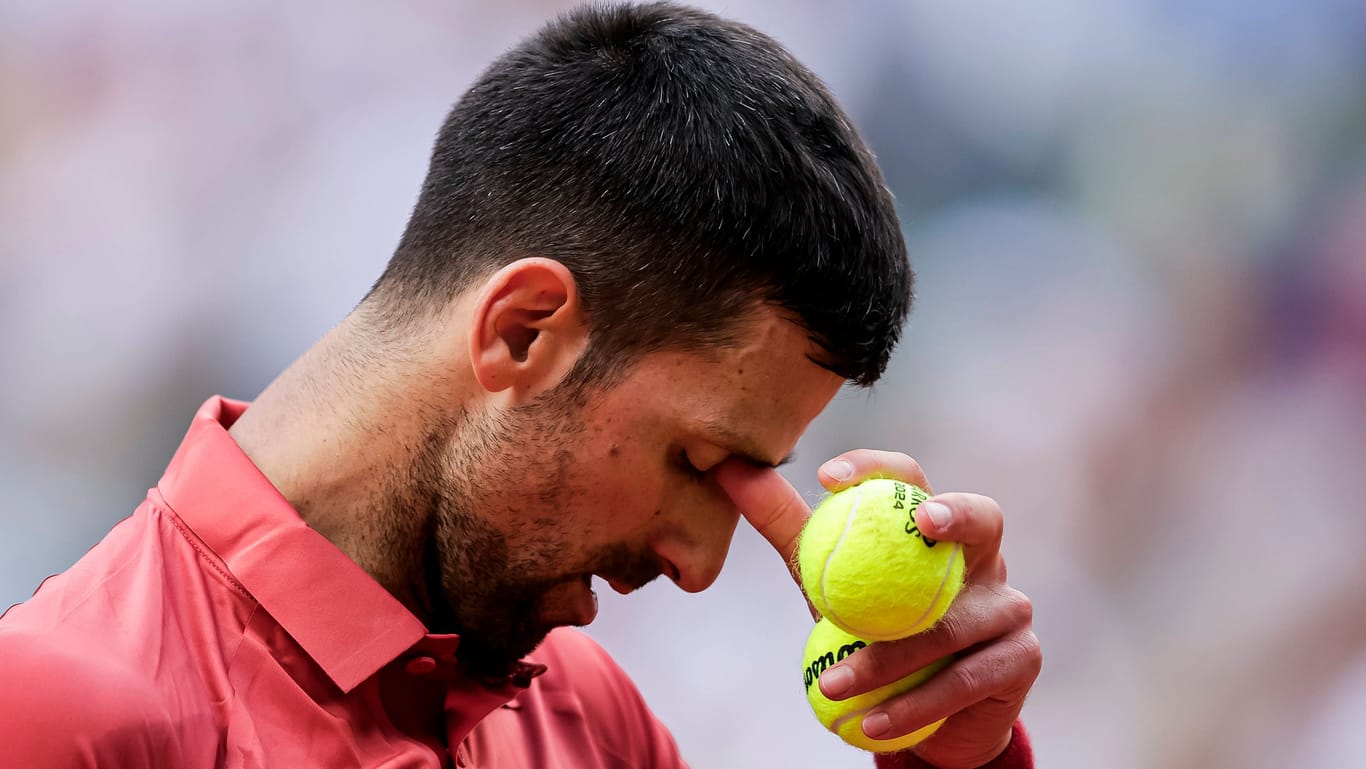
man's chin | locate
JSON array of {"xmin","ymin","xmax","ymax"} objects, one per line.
[
  {"xmin": 533, "ymin": 575, "xmax": 599, "ymax": 628},
  {"xmin": 453, "ymin": 577, "xmax": 598, "ymax": 679},
  {"xmin": 456, "ymin": 627, "xmax": 552, "ymax": 680}
]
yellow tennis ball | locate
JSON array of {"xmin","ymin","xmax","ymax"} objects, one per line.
[
  {"xmin": 798, "ymin": 478, "xmax": 964, "ymax": 641},
  {"xmin": 802, "ymin": 618, "xmax": 948, "ymax": 752}
]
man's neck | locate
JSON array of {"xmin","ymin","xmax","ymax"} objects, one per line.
[{"xmin": 228, "ymin": 317, "xmax": 438, "ymax": 605}]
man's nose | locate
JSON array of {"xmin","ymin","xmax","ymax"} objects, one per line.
[{"xmin": 652, "ymin": 491, "xmax": 742, "ymax": 593}]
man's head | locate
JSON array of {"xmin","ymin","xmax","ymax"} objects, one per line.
[
  {"xmin": 349, "ymin": 2, "xmax": 912, "ymax": 677},
  {"xmin": 367, "ymin": 1, "xmax": 909, "ymax": 388}
]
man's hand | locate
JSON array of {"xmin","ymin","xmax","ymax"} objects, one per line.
[{"xmin": 715, "ymin": 450, "xmax": 1041, "ymax": 769}]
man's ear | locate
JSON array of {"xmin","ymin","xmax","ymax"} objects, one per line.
[{"xmin": 468, "ymin": 258, "xmax": 588, "ymax": 402}]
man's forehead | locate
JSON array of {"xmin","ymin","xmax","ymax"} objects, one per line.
[
  {"xmin": 695, "ymin": 358, "xmax": 842, "ymax": 468},
  {"xmin": 609, "ymin": 310, "xmax": 843, "ymax": 458}
]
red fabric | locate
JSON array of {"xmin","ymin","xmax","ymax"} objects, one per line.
[
  {"xmin": 0, "ymin": 397, "xmax": 683, "ymax": 768},
  {"xmin": 873, "ymin": 721, "xmax": 1032, "ymax": 769}
]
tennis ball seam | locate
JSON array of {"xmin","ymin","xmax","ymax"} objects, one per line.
[
  {"xmin": 804, "ymin": 619, "xmax": 950, "ymax": 752},
  {"xmin": 820, "ymin": 484, "xmax": 964, "ymax": 639},
  {"xmin": 894, "ymin": 540, "xmax": 963, "ymax": 636},
  {"xmin": 818, "ymin": 483, "xmax": 865, "ymax": 633},
  {"xmin": 828, "ymin": 708, "xmax": 872, "ymax": 734}
]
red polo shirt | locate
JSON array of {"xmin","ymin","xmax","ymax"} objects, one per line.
[
  {"xmin": 0, "ymin": 397, "xmax": 1031, "ymax": 768},
  {"xmin": 0, "ymin": 397, "xmax": 683, "ymax": 768}
]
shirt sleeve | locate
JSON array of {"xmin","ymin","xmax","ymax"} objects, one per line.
[
  {"xmin": 872, "ymin": 721, "xmax": 1032, "ymax": 769},
  {"xmin": 0, "ymin": 627, "xmax": 181, "ymax": 769}
]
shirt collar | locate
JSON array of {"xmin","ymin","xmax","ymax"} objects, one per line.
[{"xmin": 156, "ymin": 396, "xmax": 429, "ymax": 693}]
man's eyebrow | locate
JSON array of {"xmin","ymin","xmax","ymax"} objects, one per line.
[{"xmin": 702, "ymin": 421, "xmax": 794, "ymax": 469}]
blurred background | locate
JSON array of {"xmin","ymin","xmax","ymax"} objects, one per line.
[{"xmin": 3, "ymin": 0, "xmax": 1365, "ymax": 766}]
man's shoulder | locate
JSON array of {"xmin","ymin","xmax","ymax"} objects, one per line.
[
  {"xmin": 534, "ymin": 627, "xmax": 630, "ymax": 687},
  {"xmin": 0, "ymin": 625, "xmax": 179, "ymax": 768},
  {"xmin": 0, "ymin": 501, "xmax": 220, "ymax": 769},
  {"xmin": 0, "ymin": 625, "xmax": 168, "ymax": 718},
  {"xmin": 531, "ymin": 628, "xmax": 657, "ymax": 720},
  {"xmin": 521, "ymin": 628, "xmax": 685, "ymax": 765}
]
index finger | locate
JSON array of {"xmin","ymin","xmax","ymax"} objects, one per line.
[{"xmin": 713, "ymin": 458, "xmax": 811, "ymax": 576}]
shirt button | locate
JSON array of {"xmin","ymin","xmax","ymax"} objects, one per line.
[{"xmin": 404, "ymin": 656, "xmax": 438, "ymax": 675}]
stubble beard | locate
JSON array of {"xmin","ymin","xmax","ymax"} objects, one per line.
[
  {"xmin": 382, "ymin": 390, "xmax": 662, "ymax": 679},
  {"xmin": 388, "ymin": 399, "xmax": 587, "ymax": 679}
]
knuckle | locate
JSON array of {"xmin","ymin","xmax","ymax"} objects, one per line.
[
  {"xmin": 872, "ymin": 450, "xmax": 925, "ymax": 485},
  {"xmin": 985, "ymin": 499, "xmax": 1005, "ymax": 539},
  {"xmin": 1018, "ymin": 631, "xmax": 1044, "ymax": 676},
  {"xmin": 863, "ymin": 638, "xmax": 944, "ymax": 692},
  {"xmin": 859, "ymin": 641, "xmax": 899, "ymax": 684},
  {"xmin": 881, "ymin": 685, "xmax": 934, "ymax": 729},
  {"xmin": 950, "ymin": 662, "xmax": 982, "ymax": 697},
  {"xmin": 954, "ymin": 493, "xmax": 1005, "ymax": 543},
  {"xmin": 933, "ymin": 586, "xmax": 990, "ymax": 646},
  {"xmin": 902, "ymin": 454, "xmax": 924, "ymax": 478},
  {"xmin": 1000, "ymin": 586, "xmax": 1034, "ymax": 626},
  {"xmin": 933, "ymin": 609, "xmax": 969, "ymax": 645},
  {"xmin": 875, "ymin": 689, "xmax": 915, "ymax": 725},
  {"xmin": 863, "ymin": 639, "xmax": 917, "ymax": 685}
]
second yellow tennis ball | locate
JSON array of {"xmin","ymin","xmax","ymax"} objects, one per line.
[
  {"xmin": 802, "ymin": 618, "xmax": 949, "ymax": 752},
  {"xmin": 798, "ymin": 478, "xmax": 964, "ymax": 641}
]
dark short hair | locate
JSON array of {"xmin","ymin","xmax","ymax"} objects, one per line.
[{"xmin": 369, "ymin": 1, "xmax": 911, "ymax": 386}]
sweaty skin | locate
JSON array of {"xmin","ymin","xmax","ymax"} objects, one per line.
[{"xmin": 229, "ymin": 258, "xmax": 843, "ymax": 677}]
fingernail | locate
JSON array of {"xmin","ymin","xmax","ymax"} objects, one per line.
[
  {"xmin": 822, "ymin": 459, "xmax": 854, "ymax": 482},
  {"xmin": 921, "ymin": 500, "xmax": 952, "ymax": 530},
  {"xmin": 820, "ymin": 666, "xmax": 854, "ymax": 698},
  {"xmin": 863, "ymin": 711, "xmax": 893, "ymax": 739}
]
